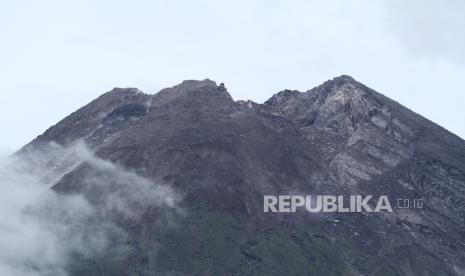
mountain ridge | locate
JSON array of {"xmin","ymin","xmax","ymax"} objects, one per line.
[
  {"xmin": 19, "ymin": 75, "xmax": 465, "ymax": 276},
  {"xmin": 27, "ymin": 75, "xmax": 465, "ymax": 149}
]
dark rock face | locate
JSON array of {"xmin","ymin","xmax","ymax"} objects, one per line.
[{"xmin": 24, "ymin": 77, "xmax": 465, "ymax": 275}]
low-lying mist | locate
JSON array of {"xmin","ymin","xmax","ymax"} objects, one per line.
[{"xmin": 0, "ymin": 141, "xmax": 179, "ymax": 276}]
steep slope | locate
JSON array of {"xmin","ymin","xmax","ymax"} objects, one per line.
[
  {"xmin": 262, "ymin": 76, "xmax": 465, "ymax": 275},
  {"xmin": 23, "ymin": 76, "xmax": 465, "ymax": 275}
]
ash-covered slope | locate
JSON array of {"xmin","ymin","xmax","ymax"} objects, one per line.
[{"xmin": 24, "ymin": 76, "xmax": 465, "ymax": 275}]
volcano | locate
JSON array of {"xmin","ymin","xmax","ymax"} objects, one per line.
[{"xmin": 22, "ymin": 76, "xmax": 465, "ymax": 275}]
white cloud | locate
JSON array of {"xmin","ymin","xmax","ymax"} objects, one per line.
[
  {"xmin": 0, "ymin": 141, "xmax": 179, "ymax": 276},
  {"xmin": 384, "ymin": 0, "xmax": 465, "ymax": 64}
]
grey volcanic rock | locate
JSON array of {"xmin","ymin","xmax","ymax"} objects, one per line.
[{"xmin": 23, "ymin": 77, "xmax": 465, "ymax": 275}]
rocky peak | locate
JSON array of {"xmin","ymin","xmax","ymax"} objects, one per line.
[
  {"xmin": 107, "ymin": 87, "xmax": 145, "ymax": 95},
  {"xmin": 264, "ymin": 77, "xmax": 352, "ymax": 131},
  {"xmin": 264, "ymin": 76, "xmax": 395, "ymax": 135},
  {"xmin": 164, "ymin": 79, "xmax": 218, "ymax": 93},
  {"xmin": 322, "ymin": 74, "xmax": 357, "ymax": 88},
  {"xmin": 310, "ymin": 75, "xmax": 364, "ymax": 102},
  {"xmin": 262, "ymin": 75, "xmax": 420, "ymax": 186},
  {"xmin": 25, "ymin": 87, "xmax": 149, "ymax": 149},
  {"xmin": 150, "ymin": 79, "xmax": 234, "ymax": 111},
  {"xmin": 155, "ymin": 79, "xmax": 223, "ymax": 96}
]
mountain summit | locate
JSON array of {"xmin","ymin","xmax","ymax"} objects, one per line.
[{"xmin": 23, "ymin": 76, "xmax": 465, "ymax": 275}]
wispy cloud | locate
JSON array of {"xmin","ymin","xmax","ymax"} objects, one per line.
[{"xmin": 0, "ymin": 141, "xmax": 179, "ymax": 276}]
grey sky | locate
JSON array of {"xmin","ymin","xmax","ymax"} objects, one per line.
[{"xmin": 1, "ymin": 0, "xmax": 464, "ymax": 152}]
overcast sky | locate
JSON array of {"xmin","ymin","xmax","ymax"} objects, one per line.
[{"xmin": 1, "ymin": 0, "xmax": 464, "ymax": 152}]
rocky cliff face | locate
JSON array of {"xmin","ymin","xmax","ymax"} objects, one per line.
[{"xmin": 23, "ymin": 76, "xmax": 465, "ymax": 275}]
